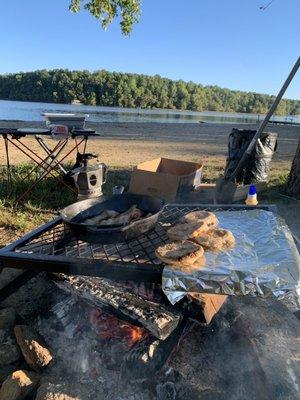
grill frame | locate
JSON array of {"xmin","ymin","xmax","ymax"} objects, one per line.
[{"xmin": 0, "ymin": 204, "xmax": 277, "ymax": 283}]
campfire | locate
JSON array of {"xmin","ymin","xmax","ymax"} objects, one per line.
[
  {"xmin": 0, "ymin": 276, "xmax": 196, "ymax": 399},
  {"xmin": 0, "ymin": 204, "xmax": 298, "ymax": 399}
]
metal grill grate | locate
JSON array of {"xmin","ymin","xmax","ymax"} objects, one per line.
[{"xmin": 12, "ymin": 205, "xmax": 274, "ymax": 266}]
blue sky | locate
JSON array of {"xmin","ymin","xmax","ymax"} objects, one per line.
[{"xmin": 0, "ymin": 0, "xmax": 299, "ymax": 99}]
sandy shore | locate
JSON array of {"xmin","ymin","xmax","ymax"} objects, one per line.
[{"xmin": 0, "ymin": 120, "xmax": 298, "ymax": 173}]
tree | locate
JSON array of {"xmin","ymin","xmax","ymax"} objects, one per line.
[
  {"xmin": 69, "ymin": 0, "xmax": 141, "ymax": 35},
  {"xmin": 0, "ymin": 69, "xmax": 299, "ymax": 113},
  {"xmin": 286, "ymin": 139, "xmax": 300, "ymax": 199},
  {"xmin": 175, "ymin": 81, "xmax": 190, "ymax": 110}
]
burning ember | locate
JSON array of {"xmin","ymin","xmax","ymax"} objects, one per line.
[{"xmin": 89, "ymin": 309, "xmax": 148, "ymax": 348}]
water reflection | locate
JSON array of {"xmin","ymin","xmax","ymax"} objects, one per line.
[{"xmin": 0, "ymin": 99, "xmax": 298, "ymax": 125}]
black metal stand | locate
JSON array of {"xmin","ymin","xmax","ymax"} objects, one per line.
[{"xmin": 0, "ymin": 204, "xmax": 277, "ymax": 300}]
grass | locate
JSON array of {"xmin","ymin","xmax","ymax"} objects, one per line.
[
  {"xmin": 0, "ymin": 164, "xmax": 132, "ymax": 246},
  {"xmin": 0, "ymin": 162, "xmax": 291, "ymax": 247}
]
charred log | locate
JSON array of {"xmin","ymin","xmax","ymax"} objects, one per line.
[
  {"xmin": 109, "ymin": 281, "xmax": 212, "ymax": 325},
  {"xmin": 54, "ymin": 274, "xmax": 181, "ymax": 340},
  {"xmin": 121, "ymin": 319, "xmax": 193, "ymax": 381}
]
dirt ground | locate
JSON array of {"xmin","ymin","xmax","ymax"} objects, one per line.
[{"xmin": 0, "ymin": 120, "xmax": 298, "ymax": 172}]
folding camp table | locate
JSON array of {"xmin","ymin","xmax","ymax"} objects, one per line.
[{"xmin": 0, "ymin": 127, "xmax": 98, "ymax": 203}]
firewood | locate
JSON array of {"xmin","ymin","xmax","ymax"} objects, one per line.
[{"xmin": 54, "ymin": 274, "xmax": 182, "ymax": 340}]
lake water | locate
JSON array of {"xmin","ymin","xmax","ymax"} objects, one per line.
[{"xmin": 0, "ymin": 99, "xmax": 299, "ymax": 125}]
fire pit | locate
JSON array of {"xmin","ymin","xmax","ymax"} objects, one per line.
[{"xmin": 0, "ymin": 204, "xmax": 299, "ymax": 399}]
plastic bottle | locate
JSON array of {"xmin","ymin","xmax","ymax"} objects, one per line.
[{"xmin": 245, "ymin": 184, "xmax": 258, "ymax": 205}]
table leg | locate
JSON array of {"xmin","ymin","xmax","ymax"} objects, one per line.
[
  {"xmin": 4, "ymin": 138, "xmax": 76, "ymax": 203},
  {"xmin": 18, "ymin": 138, "xmax": 66, "ymax": 169},
  {"xmin": 3, "ymin": 137, "xmax": 12, "ymax": 195},
  {"xmin": 83, "ymin": 136, "xmax": 88, "ymax": 155},
  {"xmin": 14, "ymin": 139, "xmax": 85, "ymax": 203},
  {"xmin": 4, "ymin": 135, "xmax": 88, "ymax": 204},
  {"xmin": 35, "ymin": 137, "xmax": 69, "ymax": 176},
  {"xmin": 6, "ymin": 138, "xmax": 67, "ymax": 184}
]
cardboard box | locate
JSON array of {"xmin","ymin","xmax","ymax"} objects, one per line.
[{"xmin": 129, "ymin": 158, "xmax": 203, "ymax": 201}]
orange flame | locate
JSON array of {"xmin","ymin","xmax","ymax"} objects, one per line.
[{"xmin": 89, "ymin": 309, "xmax": 147, "ymax": 348}]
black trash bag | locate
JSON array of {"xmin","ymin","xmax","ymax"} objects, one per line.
[
  {"xmin": 244, "ymin": 131, "xmax": 278, "ymax": 183},
  {"xmin": 224, "ymin": 129, "xmax": 255, "ymax": 182},
  {"xmin": 224, "ymin": 129, "xmax": 277, "ymax": 184}
]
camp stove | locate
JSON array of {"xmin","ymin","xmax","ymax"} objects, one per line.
[{"xmin": 71, "ymin": 153, "xmax": 107, "ymax": 200}]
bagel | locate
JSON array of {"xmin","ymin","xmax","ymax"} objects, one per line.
[
  {"xmin": 155, "ymin": 240, "xmax": 204, "ymax": 266},
  {"xmin": 193, "ymin": 228, "xmax": 235, "ymax": 251},
  {"xmin": 167, "ymin": 220, "xmax": 209, "ymax": 241},
  {"xmin": 180, "ymin": 211, "xmax": 218, "ymax": 228},
  {"xmin": 167, "ymin": 255, "xmax": 207, "ymax": 273}
]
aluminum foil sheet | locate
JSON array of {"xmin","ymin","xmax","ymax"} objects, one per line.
[{"xmin": 162, "ymin": 209, "xmax": 300, "ymax": 304}]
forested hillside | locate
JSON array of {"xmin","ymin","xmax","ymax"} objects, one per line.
[{"xmin": 0, "ymin": 69, "xmax": 299, "ymax": 115}]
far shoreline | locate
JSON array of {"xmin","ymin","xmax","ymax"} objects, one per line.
[
  {"xmin": 0, "ymin": 98, "xmax": 299, "ymax": 124},
  {"xmin": 0, "ymin": 119, "xmax": 298, "ymax": 168}
]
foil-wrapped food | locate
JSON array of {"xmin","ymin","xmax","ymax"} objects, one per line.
[{"xmin": 161, "ymin": 209, "xmax": 300, "ymax": 304}]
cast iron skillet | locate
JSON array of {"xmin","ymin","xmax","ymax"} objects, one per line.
[{"xmin": 60, "ymin": 193, "xmax": 164, "ymax": 244}]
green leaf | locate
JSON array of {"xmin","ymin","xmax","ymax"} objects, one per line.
[{"xmin": 69, "ymin": 0, "xmax": 141, "ymax": 35}]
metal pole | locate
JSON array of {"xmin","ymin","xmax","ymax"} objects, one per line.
[{"xmin": 230, "ymin": 56, "xmax": 300, "ymax": 180}]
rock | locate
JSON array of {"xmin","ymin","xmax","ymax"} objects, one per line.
[
  {"xmin": 0, "ymin": 343, "xmax": 20, "ymax": 365},
  {"xmin": 35, "ymin": 383, "xmax": 81, "ymax": 400},
  {"xmin": 0, "ymin": 308, "xmax": 15, "ymax": 331},
  {"xmin": 162, "ymin": 366, "xmax": 175, "ymax": 382},
  {"xmin": 156, "ymin": 382, "xmax": 176, "ymax": 400},
  {"xmin": 0, "ymin": 369, "xmax": 40, "ymax": 400},
  {"xmin": 14, "ymin": 325, "xmax": 53, "ymax": 372},
  {"xmin": 0, "ymin": 308, "xmax": 16, "ymax": 342}
]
